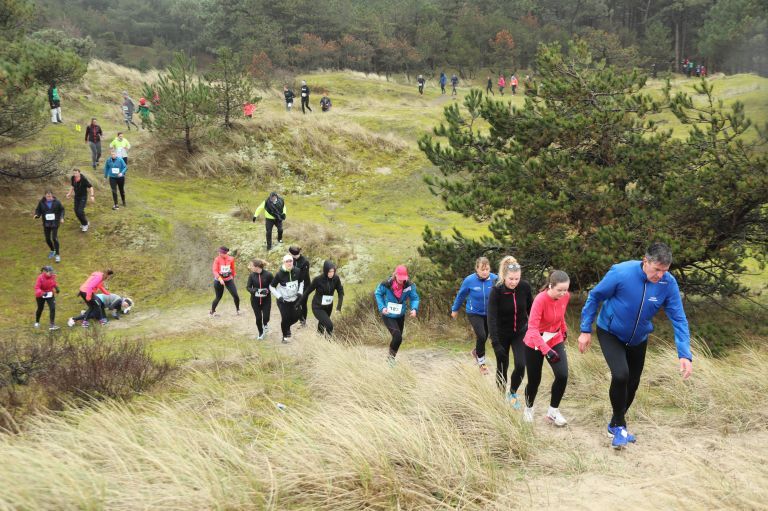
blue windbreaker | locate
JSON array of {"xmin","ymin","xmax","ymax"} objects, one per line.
[
  {"xmin": 580, "ymin": 260, "xmax": 692, "ymax": 360},
  {"xmin": 375, "ymin": 278, "xmax": 420, "ymax": 319},
  {"xmin": 103, "ymin": 156, "xmax": 127, "ymax": 178},
  {"xmin": 451, "ymin": 272, "xmax": 497, "ymax": 316}
]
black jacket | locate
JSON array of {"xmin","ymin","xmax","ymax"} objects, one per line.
[
  {"xmin": 487, "ymin": 280, "xmax": 533, "ymax": 342},
  {"xmin": 71, "ymin": 175, "xmax": 93, "ymax": 199},
  {"xmin": 306, "ymin": 260, "xmax": 344, "ymax": 310},
  {"xmin": 84, "ymin": 123, "xmax": 103, "ymax": 142},
  {"xmin": 294, "ymin": 254, "xmax": 311, "ymax": 287},
  {"xmin": 35, "ymin": 196, "xmax": 65, "ymax": 227},
  {"xmin": 284, "ymin": 89, "xmax": 295, "ymax": 103},
  {"xmin": 265, "ymin": 195, "xmax": 286, "ymax": 221},
  {"xmin": 247, "ymin": 270, "xmax": 274, "ymax": 303},
  {"xmin": 270, "ymin": 266, "xmax": 304, "ymax": 302},
  {"xmin": 300, "ymin": 85, "xmax": 310, "ymax": 99}
]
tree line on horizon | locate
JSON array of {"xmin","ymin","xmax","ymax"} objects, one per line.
[{"xmin": 36, "ymin": 0, "xmax": 768, "ymax": 77}]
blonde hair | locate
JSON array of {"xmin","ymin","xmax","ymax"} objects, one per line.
[{"xmin": 495, "ymin": 256, "xmax": 521, "ymax": 287}]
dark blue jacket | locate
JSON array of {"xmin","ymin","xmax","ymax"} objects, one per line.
[
  {"xmin": 451, "ymin": 272, "xmax": 497, "ymax": 316},
  {"xmin": 375, "ymin": 278, "xmax": 420, "ymax": 319},
  {"xmin": 580, "ymin": 260, "xmax": 691, "ymax": 360}
]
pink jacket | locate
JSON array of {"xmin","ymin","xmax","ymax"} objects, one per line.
[
  {"xmin": 523, "ymin": 291, "xmax": 570, "ymax": 354},
  {"xmin": 498, "ymin": 77, "xmax": 506, "ymax": 87},
  {"xmin": 79, "ymin": 272, "xmax": 110, "ymax": 300},
  {"xmin": 34, "ymin": 273, "xmax": 58, "ymax": 298}
]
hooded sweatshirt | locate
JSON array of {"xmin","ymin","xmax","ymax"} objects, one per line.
[
  {"xmin": 80, "ymin": 272, "xmax": 110, "ymax": 300},
  {"xmin": 34, "ymin": 273, "xmax": 59, "ymax": 298},
  {"xmin": 270, "ymin": 266, "xmax": 304, "ymax": 302},
  {"xmin": 306, "ymin": 260, "xmax": 344, "ymax": 310},
  {"xmin": 293, "ymin": 254, "xmax": 311, "ymax": 288}
]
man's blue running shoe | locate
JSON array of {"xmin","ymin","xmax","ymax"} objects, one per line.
[
  {"xmin": 609, "ymin": 426, "xmax": 632, "ymax": 449},
  {"xmin": 607, "ymin": 424, "xmax": 636, "ymax": 443}
]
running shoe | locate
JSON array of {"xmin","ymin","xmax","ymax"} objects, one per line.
[
  {"xmin": 235, "ymin": 309, "xmax": 241, "ymax": 316},
  {"xmin": 523, "ymin": 406, "xmax": 535, "ymax": 423},
  {"xmin": 479, "ymin": 363, "xmax": 490, "ymax": 375},
  {"xmin": 49, "ymin": 324, "xmax": 60, "ymax": 331},
  {"xmin": 34, "ymin": 322, "xmax": 40, "ymax": 328},
  {"xmin": 54, "ymin": 255, "xmax": 61, "ymax": 263},
  {"xmin": 281, "ymin": 336, "xmax": 290, "ymax": 344},
  {"xmin": 84, "ymin": 223, "xmax": 89, "ymax": 232},
  {"xmin": 48, "ymin": 251, "xmax": 55, "ymax": 259},
  {"xmin": 610, "ymin": 426, "xmax": 630, "ymax": 449},
  {"xmin": 607, "ymin": 424, "xmax": 636, "ymax": 443},
  {"xmin": 546, "ymin": 407, "xmax": 568, "ymax": 427},
  {"xmin": 112, "ymin": 204, "xmax": 119, "ymax": 210},
  {"xmin": 506, "ymin": 392, "xmax": 522, "ymax": 410},
  {"xmin": 387, "ymin": 355, "xmax": 397, "ymax": 367},
  {"xmin": 82, "ymin": 320, "xmax": 89, "ymax": 328},
  {"xmin": 278, "ymin": 240, "xmax": 284, "ymax": 244},
  {"xmin": 67, "ymin": 317, "xmax": 75, "ymax": 327},
  {"xmin": 208, "ymin": 311, "xmax": 217, "ymax": 318},
  {"xmin": 257, "ymin": 333, "xmax": 265, "ymax": 341},
  {"xmin": 99, "ymin": 318, "xmax": 108, "ymax": 325},
  {"xmin": 263, "ymin": 324, "xmax": 270, "ymax": 333},
  {"xmin": 80, "ymin": 224, "xmax": 86, "ymax": 232}
]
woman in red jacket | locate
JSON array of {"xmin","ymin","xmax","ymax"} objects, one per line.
[
  {"xmin": 522, "ymin": 270, "xmax": 570, "ymax": 427},
  {"xmin": 210, "ymin": 246, "xmax": 240, "ymax": 317},
  {"xmin": 34, "ymin": 266, "xmax": 60, "ymax": 330}
]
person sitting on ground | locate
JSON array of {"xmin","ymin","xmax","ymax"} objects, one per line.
[
  {"xmin": 320, "ymin": 92, "xmax": 332, "ymax": 112},
  {"xmin": 68, "ymin": 294, "xmax": 133, "ymax": 326}
]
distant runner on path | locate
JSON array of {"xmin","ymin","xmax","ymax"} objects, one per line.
[{"xmin": 578, "ymin": 242, "xmax": 692, "ymax": 449}]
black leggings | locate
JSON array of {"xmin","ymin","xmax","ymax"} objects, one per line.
[
  {"xmin": 78, "ymin": 291, "xmax": 102, "ymax": 321},
  {"xmin": 44, "ymin": 226, "xmax": 60, "ymax": 254},
  {"xmin": 312, "ymin": 305, "xmax": 334, "ymax": 335},
  {"xmin": 250, "ymin": 295, "xmax": 271, "ymax": 335},
  {"xmin": 383, "ymin": 316, "xmax": 406, "ymax": 357},
  {"xmin": 277, "ymin": 300, "xmax": 299, "ymax": 337},
  {"xmin": 301, "ymin": 97, "xmax": 312, "ymax": 113},
  {"xmin": 109, "ymin": 177, "xmax": 126, "ymax": 205},
  {"xmin": 467, "ymin": 314, "xmax": 488, "ymax": 360},
  {"xmin": 265, "ymin": 218, "xmax": 283, "ymax": 250},
  {"xmin": 491, "ymin": 330, "xmax": 526, "ymax": 394},
  {"xmin": 486, "ymin": 84, "xmax": 494, "ymax": 96},
  {"xmin": 524, "ymin": 343, "xmax": 568, "ymax": 408},
  {"xmin": 212, "ymin": 279, "xmax": 240, "ymax": 312},
  {"xmin": 74, "ymin": 197, "xmax": 88, "ymax": 226},
  {"xmin": 297, "ymin": 290, "xmax": 310, "ymax": 322},
  {"xmin": 598, "ymin": 327, "xmax": 648, "ymax": 428},
  {"xmin": 35, "ymin": 296, "xmax": 56, "ymax": 324}
]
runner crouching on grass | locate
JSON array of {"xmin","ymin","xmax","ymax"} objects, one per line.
[
  {"xmin": 487, "ymin": 256, "xmax": 533, "ymax": 408},
  {"xmin": 34, "ymin": 266, "xmax": 60, "ymax": 330},
  {"xmin": 68, "ymin": 294, "xmax": 133, "ymax": 327},
  {"xmin": 375, "ymin": 265, "xmax": 420, "ymax": 364},
  {"xmin": 210, "ymin": 246, "xmax": 240, "ymax": 317},
  {"xmin": 270, "ymin": 254, "xmax": 304, "ymax": 344},
  {"xmin": 578, "ymin": 242, "xmax": 692, "ymax": 449},
  {"xmin": 451, "ymin": 256, "xmax": 497, "ymax": 375},
  {"xmin": 522, "ymin": 270, "xmax": 571, "ymax": 427},
  {"xmin": 246, "ymin": 259, "xmax": 273, "ymax": 340},
  {"xmin": 78, "ymin": 269, "xmax": 113, "ymax": 327}
]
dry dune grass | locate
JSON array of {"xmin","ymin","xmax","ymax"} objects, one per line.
[{"xmin": 0, "ymin": 333, "xmax": 766, "ymax": 510}]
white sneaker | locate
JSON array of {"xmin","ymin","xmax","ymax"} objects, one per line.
[
  {"xmin": 257, "ymin": 333, "xmax": 265, "ymax": 341},
  {"xmin": 523, "ymin": 406, "xmax": 534, "ymax": 423},
  {"xmin": 84, "ymin": 223, "xmax": 89, "ymax": 232},
  {"xmin": 34, "ymin": 322, "xmax": 40, "ymax": 328},
  {"xmin": 67, "ymin": 317, "xmax": 75, "ymax": 327},
  {"xmin": 546, "ymin": 407, "xmax": 568, "ymax": 427},
  {"xmin": 263, "ymin": 324, "xmax": 270, "ymax": 333}
]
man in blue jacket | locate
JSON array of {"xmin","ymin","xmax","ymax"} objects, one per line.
[
  {"xmin": 578, "ymin": 242, "xmax": 692, "ymax": 449},
  {"xmin": 375, "ymin": 265, "xmax": 420, "ymax": 363}
]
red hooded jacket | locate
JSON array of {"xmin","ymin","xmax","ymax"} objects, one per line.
[{"xmin": 34, "ymin": 273, "xmax": 59, "ymax": 298}]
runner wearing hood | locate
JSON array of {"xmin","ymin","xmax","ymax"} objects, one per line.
[
  {"xmin": 300, "ymin": 81, "xmax": 312, "ymax": 114},
  {"xmin": 210, "ymin": 246, "xmax": 240, "ymax": 316},
  {"xmin": 253, "ymin": 192, "xmax": 287, "ymax": 251},
  {"xmin": 246, "ymin": 258, "xmax": 273, "ymax": 340},
  {"xmin": 306, "ymin": 260, "xmax": 344, "ymax": 336},
  {"xmin": 288, "ymin": 246, "xmax": 311, "ymax": 326},
  {"xmin": 78, "ymin": 269, "xmax": 113, "ymax": 327},
  {"xmin": 375, "ymin": 265, "xmax": 420, "ymax": 362},
  {"xmin": 269, "ymin": 254, "xmax": 304, "ymax": 343},
  {"xmin": 487, "ymin": 256, "xmax": 533, "ymax": 408},
  {"xmin": 33, "ymin": 191, "xmax": 64, "ymax": 263},
  {"xmin": 34, "ymin": 266, "xmax": 60, "ymax": 330},
  {"xmin": 451, "ymin": 257, "xmax": 497, "ymax": 375}
]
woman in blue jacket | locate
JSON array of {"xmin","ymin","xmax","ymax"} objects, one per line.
[
  {"xmin": 578, "ymin": 242, "xmax": 692, "ymax": 449},
  {"xmin": 103, "ymin": 149, "xmax": 127, "ymax": 210},
  {"xmin": 375, "ymin": 265, "xmax": 420, "ymax": 363},
  {"xmin": 451, "ymin": 257, "xmax": 497, "ymax": 374}
]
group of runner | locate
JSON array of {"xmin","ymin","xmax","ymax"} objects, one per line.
[{"xmin": 282, "ymin": 81, "xmax": 332, "ymax": 113}]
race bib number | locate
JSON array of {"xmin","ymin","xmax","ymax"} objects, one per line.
[
  {"xmin": 286, "ymin": 281, "xmax": 298, "ymax": 291},
  {"xmin": 321, "ymin": 295, "xmax": 334, "ymax": 306},
  {"xmin": 122, "ymin": 106, "xmax": 129, "ymax": 112},
  {"xmin": 255, "ymin": 288, "xmax": 268, "ymax": 297},
  {"xmin": 42, "ymin": 292, "xmax": 53, "ymax": 299},
  {"xmin": 45, "ymin": 213, "xmax": 56, "ymax": 221},
  {"xmin": 542, "ymin": 332, "xmax": 558, "ymax": 342},
  {"xmin": 387, "ymin": 302, "xmax": 403, "ymax": 315},
  {"xmin": 287, "ymin": 102, "xmax": 293, "ymax": 107},
  {"xmin": 111, "ymin": 167, "xmax": 120, "ymax": 175},
  {"xmin": 301, "ymin": 93, "xmax": 307, "ymax": 97},
  {"xmin": 219, "ymin": 265, "xmax": 231, "ymax": 274}
]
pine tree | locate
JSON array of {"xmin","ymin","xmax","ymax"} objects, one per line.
[
  {"xmin": 206, "ymin": 47, "xmax": 259, "ymax": 129},
  {"xmin": 419, "ymin": 41, "xmax": 768, "ymax": 296}
]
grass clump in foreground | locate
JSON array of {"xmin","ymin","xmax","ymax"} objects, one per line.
[{"xmin": 0, "ymin": 334, "xmax": 766, "ymax": 509}]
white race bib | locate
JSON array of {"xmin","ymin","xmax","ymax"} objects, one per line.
[
  {"xmin": 42, "ymin": 292, "xmax": 53, "ymax": 299},
  {"xmin": 286, "ymin": 281, "xmax": 298, "ymax": 291},
  {"xmin": 387, "ymin": 302, "xmax": 403, "ymax": 315},
  {"xmin": 111, "ymin": 167, "xmax": 120, "ymax": 175},
  {"xmin": 321, "ymin": 295, "xmax": 333, "ymax": 306},
  {"xmin": 219, "ymin": 265, "xmax": 231, "ymax": 274},
  {"xmin": 45, "ymin": 213, "xmax": 55, "ymax": 221},
  {"xmin": 255, "ymin": 288, "xmax": 268, "ymax": 297},
  {"xmin": 301, "ymin": 92, "xmax": 307, "ymax": 97},
  {"xmin": 122, "ymin": 105, "xmax": 129, "ymax": 112},
  {"xmin": 542, "ymin": 332, "xmax": 558, "ymax": 342},
  {"xmin": 288, "ymin": 102, "xmax": 293, "ymax": 107}
]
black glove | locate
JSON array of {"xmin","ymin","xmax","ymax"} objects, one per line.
[
  {"xmin": 545, "ymin": 349, "xmax": 561, "ymax": 364},
  {"xmin": 296, "ymin": 292, "xmax": 303, "ymax": 302},
  {"xmin": 252, "ymin": 216, "xmax": 257, "ymax": 223},
  {"xmin": 280, "ymin": 213, "xmax": 286, "ymax": 220},
  {"xmin": 294, "ymin": 301, "xmax": 302, "ymax": 311}
]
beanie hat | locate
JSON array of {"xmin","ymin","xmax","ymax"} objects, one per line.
[
  {"xmin": 218, "ymin": 246, "xmax": 229, "ymax": 254},
  {"xmin": 139, "ymin": 97, "xmax": 146, "ymax": 105},
  {"xmin": 288, "ymin": 246, "xmax": 301, "ymax": 256}
]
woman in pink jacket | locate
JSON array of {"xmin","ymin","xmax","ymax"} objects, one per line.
[
  {"xmin": 522, "ymin": 270, "xmax": 570, "ymax": 426},
  {"xmin": 497, "ymin": 74, "xmax": 506, "ymax": 96},
  {"xmin": 34, "ymin": 266, "xmax": 60, "ymax": 330},
  {"xmin": 79, "ymin": 269, "xmax": 113, "ymax": 327}
]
